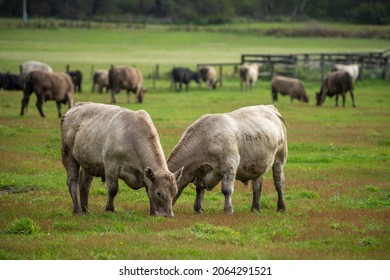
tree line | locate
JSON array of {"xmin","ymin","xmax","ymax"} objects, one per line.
[{"xmin": 1, "ymin": 0, "xmax": 389, "ymax": 25}]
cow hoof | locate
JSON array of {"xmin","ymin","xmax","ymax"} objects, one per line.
[
  {"xmin": 73, "ymin": 210, "xmax": 84, "ymax": 215},
  {"xmin": 105, "ymin": 207, "xmax": 115, "ymax": 212},
  {"xmin": 251, "ymin": 206, "xmax": 260, "ymax": 212},
  {"xmin": 194, "ymin": 207, "xmax": 203, "ymax": 214},
  {"xmin": 223, "ymin": 208, "xmax": 233, "ymax": 215}
]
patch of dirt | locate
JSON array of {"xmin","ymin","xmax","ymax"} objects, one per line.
[{"xmin": 0, "ymin": 185, "xmax": 40, "ymax": 195}]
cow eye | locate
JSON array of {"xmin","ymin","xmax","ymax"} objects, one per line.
[{"xmin": 156, "ymin": 191, "xmax": 162, "ymax": 197}]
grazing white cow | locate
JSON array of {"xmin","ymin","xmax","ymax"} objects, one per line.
[
  {"xmin": 239, "ymin": 63, "xmax": 261, "ymax": 91},
  {"xmin": 332, "ymin": 63, "xmax": 360, "ymax": 83},
  {"xmin": 167, "ymin": 105, "xmax": 288, "ymax": 214},
  {"xmin": 61, "ymin": 102, "xmax": 183, "ymax": 216}
]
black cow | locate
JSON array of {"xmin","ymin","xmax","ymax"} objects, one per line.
[
  {"xmin": 171, "ymin": 67, "xmax": 200, "ymax": 92},
  {"xmin": 0, "ymin": 72, "xmax": 23, "ymax": 91},
  {"xmin": 316, "ymin": 71, "xmax": 355, "ymax": 108},
  {"xmin": 67, "ymin": 70, "xmax": 83, "ymax": 93}
]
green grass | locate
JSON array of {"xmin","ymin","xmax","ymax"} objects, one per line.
[{"xmin": 0, "ymin": 20, "xmax": 389, "ymax": 260}]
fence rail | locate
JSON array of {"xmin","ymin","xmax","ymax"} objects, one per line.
[{"xmin": 241, "ymin": 50, "xmax": 390, "ymax": 81}]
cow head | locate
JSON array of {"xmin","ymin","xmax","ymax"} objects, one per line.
[
  {"xmin": 192, "ymin": 72, "xmax": 201, "ymax": 84},
  {"xmin": 144, "ymin": 167, "xmax": 183, "ymax": 217},
  {"xmin": 137, "ymin": 88, "xmax": 147, "ymax": 103}
]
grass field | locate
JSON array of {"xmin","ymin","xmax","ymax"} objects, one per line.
[{"xmin": 0, "ymin": 20, "xmax": 389, "ymax": 260}]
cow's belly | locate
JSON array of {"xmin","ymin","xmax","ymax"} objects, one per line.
[{"xmin": 235, "ymin": 150, "xmax": 275, "ymax": 180}]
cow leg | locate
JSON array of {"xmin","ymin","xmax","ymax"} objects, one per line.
[
  {"xmin": 350, "ymin": 90, "xmax": 356, "ymax": 107},
  {"xmin": 194, "ymin": 185, "xmax": 205, "ymax": 213},
  {"xmin": 79, "ymin": 169, "xmax": 94, "ymax": 213},
  {"xmin": 56, "ymin": 102, "xmax": 62, "ymax": 118},
  {"xmin": 105, "ymin": 173, "xmax": 119, "ymax": 212},
  {"xmin": 126, "ymin": 89, "xmax": 131, "ymax": 103},
  {"xmin": 36, "ymin": 94, "xmax": 45, "ymax": 118},
  {"xmin": 251, "ymin": 177, "xmax": 263, "ymax": 212},
  {"xmin": 272, "ymin": 161, "xmax": 286, "ymax": 212},
  {"xmin": 62, "ymin": 148, "xmax": 82, "ymax": 214},
  {"xmin": 335, "ymin": 94, "xmax": 339, "ymax": 107},
  {"xmin": 272, "ymin": 88, "xmax": 278, "ymax": 102},
  {"xmin": 110, "ymin": 88, "xmax": 117, "ymax": 103},
  {"xmin": 221, "ymin": 173, "xmax": 235, "ymax": 214},
  {"xmin": 67, "ymin": 94, "xmax": 73, "ymax": 109},
  {"xmin": 20, "ymin": 94, "xmax": 31, "ymax": 116},
  {"xmin": 342, "ymin": 93, "xmax": 346, "ymax": 107}
]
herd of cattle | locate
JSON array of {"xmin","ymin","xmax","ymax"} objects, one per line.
[
  {"xmin": 0, "ymin": 60, "xmax": 359, "ymax": 216},
  {"xmin": 0, "ymin": 60, "xmax": 359, "ymax": 118}
]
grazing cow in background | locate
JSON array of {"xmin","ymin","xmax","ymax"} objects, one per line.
[
  {"xmin": 239, "ymin": 63, "xmax": 261, "ymax": 91},
  {"xmin": 199, "ymin": 65, "xmax": 218, "ymax": 90},
  {"xmin": 171, "ymin": 67, "xmax": 200, "ymax": 92},
  {"xmin": 316, "ymin": 71, "xmax": 355, "ymax": 108},
  {"xmin": 92, "ymin": 70, "xmax": 109, "ymax": 93},
  {"xmin": 0, "ymin": 72, "xmax": 22, "ymax": 90},
  {"xmin": 332, "ymin": 63, "xmax": 360, "ymax": 83},
  {"xmin": 21, "ymin": 60, "xmax": 53, "ymax": 80},
  {"xmin": 271, "ymin": 76, "xmax": 309, "ymax": 103},
  {"xmin": 67, "ymin": 70, "xmax": 83, "ymax": 93},
  {"xmin": 109, "ymin": 66, "xmax": 146, "ymax": 103},
  {"xmin": 61, "ymin": 102, "xmax": 183, "ymax": 216},
  {"xmin": 21, "ymin": 70, "xmax": 74, "ymax": 118},
  {"xmin": 167, "ymin": 105, "xmax": 288, "ymax": 214}
]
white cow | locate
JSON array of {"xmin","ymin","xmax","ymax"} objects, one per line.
[
  {"xmin": 332, "ymin": 63, "xmax": 360, "ymax": 83},
  {"xmin": 167, "ymin": 105, "xmax": 288, "ymax": 214},
  {"xmin": 239, "ymin": 63, "xmax": 261, "ymax": 91},
  {"xmin": 61, "ymin": 102, "xmax": 182, "ymax": 216},
  {"xmin": 21, "ymin": 60, "xmax": 53, "ymax": 77}
]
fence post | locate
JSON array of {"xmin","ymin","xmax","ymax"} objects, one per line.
[
  {"xmin": 320, "ymin": 54, "xmax": 325, "ymax": 81},
  {"xmin": 359, "ymin": 60, "xmax": 364, "ymax": 81},
  {"xmin": 384, "ymin": 57, "xmax": 389, "ymax": 81}
]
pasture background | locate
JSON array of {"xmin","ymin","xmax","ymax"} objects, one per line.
[{"xmin": 0, "ymin": 20, "xmax": 389, "ymax": 259}]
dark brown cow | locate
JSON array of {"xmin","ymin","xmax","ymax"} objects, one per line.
[
  {"xmin": 316, "ymin": 71, "xmax": 355, "ymax": 108},
  {"xmin": 21, "ymin": 70, "xmax": 74, "ymax": 118}
]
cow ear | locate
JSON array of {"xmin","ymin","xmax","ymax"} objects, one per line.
[
  {"xmin": 145, "ymin": 167, "xmax": 155, "ymax": 182},
  {"xmin": 174, "ymin": 167, "xmax": 184, "ymax": 181}
]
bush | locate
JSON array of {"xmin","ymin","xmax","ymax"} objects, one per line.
[{"xmin": 352, "ymin": 3, "xmax": 390, "ymax": 25}]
